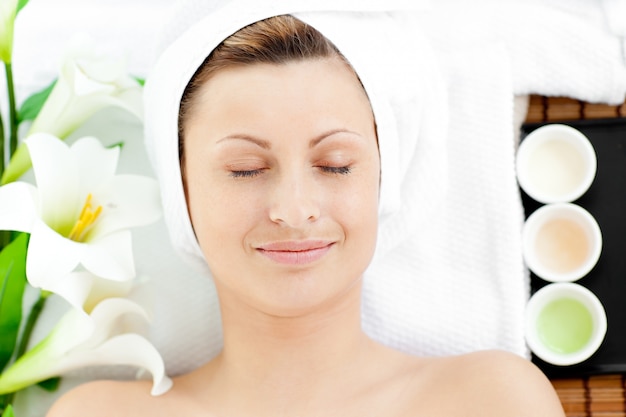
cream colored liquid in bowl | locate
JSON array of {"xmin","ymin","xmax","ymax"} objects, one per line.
[
  {"xmin": 535, "ymin": 218, "xmax": 589, "ymax": 274},
  {"xmin": 527, "ymin": 139, "xmax": 586, "ymax": 198}
]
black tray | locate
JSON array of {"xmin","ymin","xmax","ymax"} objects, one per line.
[{"xmin": 521, "ymin": 118, "xmax": 626, "ymax": 379}]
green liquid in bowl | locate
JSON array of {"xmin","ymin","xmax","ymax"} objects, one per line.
[{"xmin": 537, "ymin": 298, "xmax": 593, "ymax": 354}]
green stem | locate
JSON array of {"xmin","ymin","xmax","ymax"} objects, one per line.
[
  {"xmin": 4, "ymin": 63, "xmax": 17, "ymax": 158},
  {"xmin": 0, "ymin": 292, "xmax": 49, "ymax": 408},
  {"xmin": 15, "ymin": 292, "xmax": 48, "ymax": 362}
]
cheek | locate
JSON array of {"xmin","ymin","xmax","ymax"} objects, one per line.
[
  {"xmin": 336, "ymin": 165, "xmax": 380, "ymax": 245},
  {"xmin": 185, "ymin": 171, "xmax": 260, "ymax": 255},
  {"xmin": 185, "ymin": 152, "xmax": 380, "ymax": 256}
]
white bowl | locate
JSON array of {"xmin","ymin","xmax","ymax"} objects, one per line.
[
  {"xmin": 525, "ymin": 282, "xmax": 607, "ymax": 366},
  {"xmin": 517, "ymin": 124, "xmax": 597, "ymax": 204},
  {"xmin": 522, "ymin": 203, "xmax": 602, "ymax": 282}
]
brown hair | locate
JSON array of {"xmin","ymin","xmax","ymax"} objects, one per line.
[{"xmin": 177, "ymin": 15, "xmax": 354, "ymax": 163}]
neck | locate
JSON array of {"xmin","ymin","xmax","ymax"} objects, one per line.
[{"xmin": 208, "ymin": 280, "xmax": 376, "ymax": 409}]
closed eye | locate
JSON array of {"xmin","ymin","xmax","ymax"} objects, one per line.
[
  {"xmin": 230, "ymin": 169, "xmax": 265, "ymax": 178},
  {"xmin": 319, "ymin": 166, "xmax": 352, "ymax": 175}
]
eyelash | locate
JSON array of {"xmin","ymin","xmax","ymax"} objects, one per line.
[
  {"xmin": 319, "ymin": 165, "xmax": 352, "ymax": 175},
  {"xmin": 229, "ymin": 166, "xmax": 352, "ymax": 178},
  {"xmin": 229, "ymin": 169, "xmax": 264, "ymax": 178}
]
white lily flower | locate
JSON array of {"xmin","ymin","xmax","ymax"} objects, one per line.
[
  {"xmin": 0, "ymin": 0, "xmax": 18, "ymax": 63},
  {"xmin": 0, "ymin": 297, "xmax": 173, "ymax": 396},
  {"xmin": 2, "ymin": 33, "xmax": 143, "ymax": 184},
  {"xmin": 46, "ymin": 270, "xmax": 135, "ymax": 315},
  {"xmin": 0, "ymin": 133, "xmax": 162, "ymax": 304},
  {"xmin": 30, "ymin": 33, "xmax": 143, "ymax": 138}
]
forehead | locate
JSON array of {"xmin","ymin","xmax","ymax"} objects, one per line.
[
  {"xmin": 190, "ymin": 57, "xmax": 372, "ymax": 121},
  {"xmin": 180, "ymin": 59, "xmax": 375, "ymax": 153}
]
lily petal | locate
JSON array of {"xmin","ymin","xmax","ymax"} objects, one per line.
[
  {"xmin": 100, "ymin": 85, "xmax": 144, "ymax": 121},
  {"xmin": 81, "ymin": 297, "xmax": 149, "ymax": 348},
  {"xmin": 71, "ymin": 61, "xmax": 117, "ymax": 96},
  {"xmin": 0, "ymin": 0, "xmax": 17, "ymax": 63},
  {"xmin": 26, "ymin": 218, "xmax": 83, "ymax": 289},
  {"xmin": 42, "ymin": 271, "xmax": 96, "ymax": 313},
  {"xmin": 64, "ymin": 334, "xmax": 173, "ymax": 396},
  {"xmin": 81, "ymin": 230, "xmax": 135, "ymax": 281},
  {"xmin": 26, "ymin": 133, "xmax": 80, "ymax": 234},
  {"xmin": 90, "ymin": 175, "xmax": 162, "ymax": 239},
  {"xmin": 24, "ymin": 270, "xmax": 134, "ymax": 316},
  {"xmin": 61, "ymin": 34, "xmax": 127, "ymax": 85},
  {"xmin": 82, "ymin": 276, "xmax": 133, "ymax": 314},
  {"xmin": 70, "ymin": 136, "xmax": 119, "ymax": 198},
  {"xmin": 1, "ymin": 144, "xmax": 30, "ymax": 185},
  {"xmin": 0, "ymin": 182, "xmax": 38, "ymax": 233}
]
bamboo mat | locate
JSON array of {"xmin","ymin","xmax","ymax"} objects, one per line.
[
  {"xmin": 551, "ymin": 375, "xmax": 626, "ymax": 417},
  {"xmin": 524, "ymin": 95, "xmax": 626, "ymax": 416},
  {"xmin": 525, "ymin": 95, "xmax": 626, "ymax": 123}
]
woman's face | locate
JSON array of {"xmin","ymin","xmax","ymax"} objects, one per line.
[{"xmin": 183, "ymin": 57, "xmax": 380, "ymax": 317}]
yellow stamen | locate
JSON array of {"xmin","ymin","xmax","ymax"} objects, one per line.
[{"xmin": 68, "ymin": 194, "xmax": 103, "ymax": 242}]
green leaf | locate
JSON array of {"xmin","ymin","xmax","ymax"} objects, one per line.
[
  {"xmin": 107, "ymin": 141, "xmax": 125, "ymax": 150},
  {"xmin": 16, "ymin": 0, "xmax": 29, "ymax": 14},
  {"xmin": 0, "ymin": 234, "xmax": 29, "ymax": 373},
  {"xmin": 37, "ymin": 376, "xmax": 60, "ymax": 392},
  {"xmin": 2, "ymin": 404, "xmax": 15, "ymax": 417},
  {"xmin": 132, "ymin": 76, "xmax": 145, "ymax": 87},
  {"xmin": 18, "ymin": 80, "xmax": 56, "ymax": 123}
]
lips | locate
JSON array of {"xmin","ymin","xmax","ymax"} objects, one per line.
[{"xmin": 256, "ymin": 240, "xmax": 334, "ymax": 265}]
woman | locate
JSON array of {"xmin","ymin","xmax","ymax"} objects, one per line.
[{"xmin": 48, "ymin": 4, "xmax": 564, "ymax": 416}]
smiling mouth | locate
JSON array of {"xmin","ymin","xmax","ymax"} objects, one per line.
[{"xmin": 256, "ymin": 241, "xmax": 335, "ymax": 265}]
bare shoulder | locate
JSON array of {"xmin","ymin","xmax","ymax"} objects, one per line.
[
  {"xmin": 423, "ymin": 350, "xmax": 566, "ymax": 417},
  {"xmin": 46, "ymin": 379, "xmax": 169, "ymax": 417}
]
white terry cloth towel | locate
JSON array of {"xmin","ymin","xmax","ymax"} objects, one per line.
[
  {"xmin": 363, "ymin": 42, "xmax": 527, "ymax": 357},
  {"xmin": 363, "ymin": 0, "xmax": 626, "ymax": 358},
  {"xmin": 414, "ymin": 0, "xmax": 626, "ymax": 105},
  {"xmin": 140, "ymin": 0, "xmax": 626, "ymax": 375},
  {"xmin": 601, "ymin": 0, "xmax": 626, "ymax": 59}
]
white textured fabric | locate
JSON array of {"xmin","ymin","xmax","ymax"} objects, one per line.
[
  {"xmin": 415, "ymin": 0, "xmax": 626, "ymax": 105},
  {"xmin": 363, "ymin": 42, "xmax": 527, "ymax": 356},
  {"xmin": 601, "ymin": 0, "xmax": 626, "ymax": 58}
]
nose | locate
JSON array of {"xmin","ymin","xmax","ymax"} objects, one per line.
[{"xmin": 269, "ymin": 171, "xmax": 320, "ymax": 227}]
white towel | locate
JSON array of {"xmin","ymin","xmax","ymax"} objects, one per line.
[
  {"xmin": 414, "ymin": 0, "xmax": 626, "ymax": 104},
  {"xmin": 363, "ymin": 41, "xmax": 528, "ymax": 357},
  {"xmin": 601, "ymin": 0, "xmax": 626, "ymax": 59}
]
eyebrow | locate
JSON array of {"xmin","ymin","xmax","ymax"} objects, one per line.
[
  {"xmin": 216, "ymin": 134, "xmax": 271, "ymax": 149},
  {"xmin": 309, "ymin": 129, "xmax": 362, "ymax": 148},
  {"xmin": 216, "ymin": 129, "xmax": 363, "ymax": 149}
]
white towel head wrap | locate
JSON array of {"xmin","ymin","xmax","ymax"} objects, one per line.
[{"xmin": 144, "ymin": 0, "xmax": 448, "ymax": 274}]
